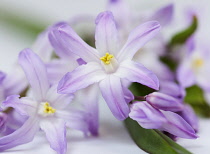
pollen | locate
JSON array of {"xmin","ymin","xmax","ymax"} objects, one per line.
[
  {"xmin": 100, "ymin": 53, "xmax": 114, "ymax": 65},
  {"xmin": 43, "ymin": 102, "xmax": 56, "ymax": 114},
  {"xmin": 193, "ymin": 58, "xmax": 204, "ymax": 68}
]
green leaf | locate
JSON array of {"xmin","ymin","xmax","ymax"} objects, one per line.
[
  {"xmin": 185, "ymin": 85, "xmax": 210, "ymax": 117},
  {"xmin": 124, "ymin": 118, "xmax": 192, "ymax": 154},
  {"xmin": 129, "ymin": 82, "xmax": 155, "ymax": 97},
  {"xmin": 168, "ymin": 16, "xmax": 198, "ymax": 47}
]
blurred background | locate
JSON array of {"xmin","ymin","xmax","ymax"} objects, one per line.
[{"xmin": 0, "ymin": 0, "xmax": 210, "ymax": 153}]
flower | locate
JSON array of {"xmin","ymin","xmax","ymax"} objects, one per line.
[
  {"xmin": 49, "ymin": 11, "xmax": 160, "ymax": 120},
  {"xmin": 129, "ymin": 101, "xmax": 198, "ymax": 139},
  {"xmin": 0, "ymin": 49, "xmax": 94, "ymax": 154},
  {"xmin": 177, "ymin": 35, "xmax": 210, "ymax": 91}
]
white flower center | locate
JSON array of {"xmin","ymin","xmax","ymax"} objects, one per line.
[{"xmin": 100, "ymin": 52, "xmax": 119, "ymax": 73}]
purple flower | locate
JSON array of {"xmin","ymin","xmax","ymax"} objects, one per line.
[
  {"xmin": 129, "ymin": 101, "xmax": 198, "ymax": 139},
  {"xmin": 177, "ymin": 36, "xmax": 210, "ymax": 91},
  {"xmin": 0, "ymin": 49, "xmax": 93, "ymax": 154},
  {"xmin": 49, "ymin": 11, "xmax": 160, "ymax": 120}
]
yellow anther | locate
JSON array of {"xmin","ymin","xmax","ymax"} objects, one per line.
[
  {"xmin": 100, "ymin": 53, "xmax": 114, "ymax": 65},
  {"xmin": 193, "ymin": 58, "xmax": 204, "ymax": 68},
  {"xmin": 43, "ymin": 102, "xmax": 56, "ymax": 114}
]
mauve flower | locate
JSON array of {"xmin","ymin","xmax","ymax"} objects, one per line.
[
  {"xmin": 177, "ymin": 35, "xmax": 210, "ymax": 91},
  {"xmin": 129, "ymin": 101, "xmax": 198, "ymax": 139},
  {"xmin": 0, "ymin": 49, "xmax": 93, "ymax": 154},
  {"xmin": 49, "ymin": 11, "xmax": 160, "ymax": 120}
]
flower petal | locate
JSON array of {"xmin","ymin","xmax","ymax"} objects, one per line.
[
  {"xmin": 129, "ymin": 101, "xmax": 166, "ymax": 129},
  {"xmin": 0, "ymin": 72, "xmax": 5, "ymax": 84},
  {"xmin": 146, "ymin": 92, "xmax": 183, "ymax": 112},
  {"xmin": 177, "ymin": 63, "xmax": 195, "ymax": 88},
  {"xmin": 177, "ymin": 104, "xmax": 199, "ymax": 132},
  {"xmin": 49, "ymin": 22, "xmax": 100, "ymax": 62},
  {"xmin": 46, "ymin": 84, "xmax": 74, "ymax": 110},
  {"xmin": 46, "ymin": 58, "xmax": 78, "ymax": 85},
  {"xmin": 161, "ymin": 111, "xmax": 198, "ymax": 139},
  {"xmin": 95, "ymin": 11, "xmax": 119, "ymax": 56},
  {"xmin": 99, "ymin": 75, "xmax": 130, "ymax": 120},
  {"xmin": 32, "ymin": 29, "xmax": 53, "ymax": 62},
  {"xmin": 117, "ymin": 21, "xmax": 161, "ymax": 62},
  {"xmin": 40, "ymin": 119, "xmax": 67, "ymax": 154},
  {"xmin": 18, "ymin": 49, "xmax": 50, "ymax": 101},
  {"xmin": 148, "ymin": 3, "xmax": 174, "ymax": 26},
  {"xmin": 0, "ymin": 117, "xmax": 39, "ymax": 152},
  {"xmin": 79, "ymin": 84, "xmax": 99, "ymax": 136},
  {"xmin": 122, "ymin": 85, "xmax": 134, "ymax": 103},
  {"xmin": 159, "ymin": 81, "xmax": 186, "ymax": 100},
  {"xmin": 2, "ymin": 95, "xmax": 37, "ymax": 116},
  {"xmin": 55, "ymin": 109, "xmax": 89, "ymax": 135},
  {"xmin": 2, "ymin": 66, "xmax": 28, "ymax": 97},
  {"xmin": 58, "ymin": 62, "xmax": 106, "ymax": 94},
  {"xmin": 115, "ymin": 60, "xmax": 159, "ymax": 90}
]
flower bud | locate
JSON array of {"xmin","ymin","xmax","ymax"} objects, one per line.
[{"xmin": 146, "ymin": 92, "xmax": 183, "ymax": 112}]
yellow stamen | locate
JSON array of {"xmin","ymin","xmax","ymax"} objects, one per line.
[
  {"xmin": 100, "ymin": 53, "xmax": 114, "ymax": 65},
  {"xmin": 43, "ymin": 102, "xmax": 56, "ymax": 114},
  {"xmin": 193, "ymin": 58, "xmax": 204, "ymax": 68}
]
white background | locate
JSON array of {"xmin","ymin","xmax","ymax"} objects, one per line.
[{"xmin": 0, "ymin": 0, "xmax": 210, "ymax": 153}]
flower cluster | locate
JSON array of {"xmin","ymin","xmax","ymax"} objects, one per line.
[{"xmin": 0, "ymin": 0, "xmax": 205, "ymax": 153}]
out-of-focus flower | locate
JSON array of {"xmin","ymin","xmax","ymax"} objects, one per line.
[
  {"xmin": 159, "ymin": 80, "xmax": 199, "ymax": 132},
  {"xmin": 177, "ymin": 36, "xmax": 210, "ymax": 91},
  {"xmin": 129, "ymin": 101, "xmax": 198, "ymax": 139},
  {"xmin": 0, "ymin": 49, "xmax": 94, "ymax": 154},
  {"xmin": 49, "ymin": 11, "xmax": 160, "ymax": 120}
]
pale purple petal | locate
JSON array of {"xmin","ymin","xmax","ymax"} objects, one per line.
[
  {"xmin": 0, "ymin": 112, "xmax": 7, "ymax": 133},
  {"xmin": 115, "ymin": 60, "xmax": 159, "ymax": 90},
  {"xmin": 117, "ymin": 21, "xmax": 161, "ymax": 62},
  {"xmin": 18, "ymin": 49, "xmax": 50, "ymax": 101},
  {"xmin": 32, "ymin": 29, "xmax": 53, "ymax": 62},
  {"xmin": 40, "ymin": 119, "xmax": 67, "ymax": 154},
  {"xmin": 161, "ymin": 111, "xmax": 198, "ymax": 139},
  {"xmin": 46, "ymin": 85, "xmax": 74, "ymax": 110},
  {"xmin": 48, "ymin": 22, "xmax": 79, "ymax": 60},
  {"xmin": 46, "ymin": 58, "xmax": 78, "ymax": 85},
  {"xmin": 177, "ymin": 63, "xmax": 195, "ymax": 88},
  {"xmin": 122, "ymin": 85, "xmax": 134, "ymax": 103},
  {"xmin": 0, "ymin": 72, "xmax": 5, "ymax": 84},
  {"xmin": 178, "ymin": 104, "xmax": 199, "ymax": 132},
  {"xmin": 99, "ymin": 75, "xmax": 130, "ymax": 120},
  {"xmin": 159, "ymin": 81, "xmax": 186, "ymax": 100},
  {"xmin": 77, "ymin": 58, "xmax": 87, "ymax": 65},
  {"xmin": 129, "ymin": 101, "xmax": 166, "ymax": 129},
  {"xmin": 0, "ymin": 117, "xmax": 39, "ymax": 152},
  {"xmin": 95, "ymin": 11, "xmax": 119, "ymax": 56},
  {"xmin": 2, "ymin": 95, "xmax": 37, "ymax": 116},
  {"xmin": 3, "ymin": 66, "xmax": 28, "ymax": 97},
  {"xmin": 79, "ymin": 84, "xmax": 99, "ymax": 136},
  {"xmin": 146, "ymin": 92, "xmax": 183, "ymax": 112},
  {"xmin": 49, "ymin": 22, "xmax": 100, "ymax": 62},
  {"xmin": 148, "ymin": 3, "xmax": 174, "ymax": 26},
  {"xmin": 55, "ymin": 110, "xmax": 89, "ymax": 134},
  {"xmin": 58, "ymin": 62, "xmax": 106, "ymax": 94}
]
